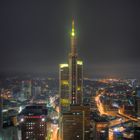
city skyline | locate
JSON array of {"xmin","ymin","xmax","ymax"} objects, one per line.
[{"xmin": 0, "ymin": 0, "xmax": 140, "ymax": 79}]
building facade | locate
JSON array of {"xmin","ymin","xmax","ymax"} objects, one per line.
[
  {"xmin": 59, "ymin": 64, "xmax": 69, "ymax": 112},
  {"xmin": 20, "ymin": 105, "xmax": 47, "ymax": 140}
]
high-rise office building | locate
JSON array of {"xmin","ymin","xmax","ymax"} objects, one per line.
[
  {"xmin": 61, "ymin": 111, "xmax": 84, "ymax": 140},
  {"xmin": 20, "ymin": 105, "xmax": 48, "ymax": 140},
  {"xmin": 59, "ymin": 20, "xmax": 83, "ymax": 112},
  {"xmin": 69, "ymin": 20, "xmax": 83, "ymax": 105},
  {"xmin": 59, "ymin": 20, "xmax": 90, "ymax": 140},
  {"xmin": 59, "ymin": 64, "xmax": 69, "ymax": 112},
  {"xmin": 19, "ymin": 81, "xmax": 32, "ymax": 101}
]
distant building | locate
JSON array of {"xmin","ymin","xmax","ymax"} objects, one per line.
[
  {"xmin": 134, "ymin": 127, "xmax": 140, "ymax": 140},
  {"xmin": 0, "ymin": 90, "xmax": 3, "ymax": 129},
  {"xmin": 136, "ymin": 97, "xmax": 140, "ymax": 116},
  {"xmin": 120, "ymin": 105, "xmax": 135, "ymax": 115},
  {"xmin": 91, "ymin": 116, "xmax": 108, "ymax": 140},
  {"xmin": 20, "ymin": 105, "xmax": 48, "ymax": 140},
  {"xmin": 19, "ymin": 80, "xmax": 32, "ymax": 101},
  {"xmin": 32, "ymin": 86, "xmax": 41, "ymax": 97},
  {"xmin": 0, "ymin": 108, "xmax": 18, "ymax": 140},
  {"xmin": 24, "ymin": 80, "xmax": 32, "ymax": 99},
  {"xmin": 0, "ymin": 126, "xmax": 18, "ymax": 140},
  {"xmin": 135, "ymin": 88, "xmax": 140, "ymax": 116},
  {"xmin": 90, "ymin": 96, "xmax": 98, "ymax": 111}
]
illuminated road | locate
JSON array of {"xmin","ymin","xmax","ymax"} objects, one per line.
[
  {"xmin": 109, "ymin": 118, "xmax": 129, "ymax": 127},
  {"xmin": 47, "ymin": 95, "xmax": 60, "ymax": 140},
  {"xmin": 95, "ymin": 84, "xmax": 138, "ymax": 140},
  {"xmin": 95, "ymin": 93, "xmax": 107, "ymax": 115},
  {"xmin": 55, "ymin": 106, "xmax": 59, "ymax": 113},
  {"xmin": 95, "ymin": 91, "xmax": 114, "ymax": 116},
  {"xmin": 50, "ymin": 124, "xmax": 59, "ymax": 140},
  {"xmin": 109, "ymin": 126, "xmax": 126, "ymax": 140},
  {"xmin": 95, "ymin": 90, "xmax": 135, "ymax": 128},
  {"xmin": 118, "ymin": 110, "xmax": 138, "ymax": 122}
]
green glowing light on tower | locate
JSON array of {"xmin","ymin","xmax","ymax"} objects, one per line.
[
  {"xmin": 71, "ymin": 19, "xmax": 75, "ymax": 37},
  {"xmin": 71, "ymin": 31, "xmax": 75, "ymax": 36}
]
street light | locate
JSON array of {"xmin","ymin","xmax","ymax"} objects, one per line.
[{"xmin": 42, "ymin": 118, "xmax": 45, "ymax": 122}]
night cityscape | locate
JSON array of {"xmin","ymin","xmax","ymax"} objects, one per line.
[{"xmin": 0, "ymin": 1, "xmax": 140, "ymax": 140}]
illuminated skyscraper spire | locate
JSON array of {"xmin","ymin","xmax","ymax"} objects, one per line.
[
  {"xmin": 71, "ymin": 19, "xmax": 75, "ymax": 37},
  {"xmin": 70, "ymin": 19, "xmax": 77, "ymax": 56}
]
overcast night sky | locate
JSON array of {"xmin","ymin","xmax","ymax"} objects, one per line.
[{"xmin": 0, "ymin": 0, "xmax": 140, "ymax": 78}]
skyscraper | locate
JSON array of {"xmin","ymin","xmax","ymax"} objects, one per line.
[
  {"xmin": 59, "ymin": 64, "xmax": 69, "ymax": 112},
  {"xmin": 59, "ymin": 20, "xmax": 83, "ymax": 112},
  {"xmin": 59, "ymin": 20, "xmax": 90, "ymax": 140},
  {"xmin": 69, "ymin": 20, "xmax": 83, "ymax": 105}
]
